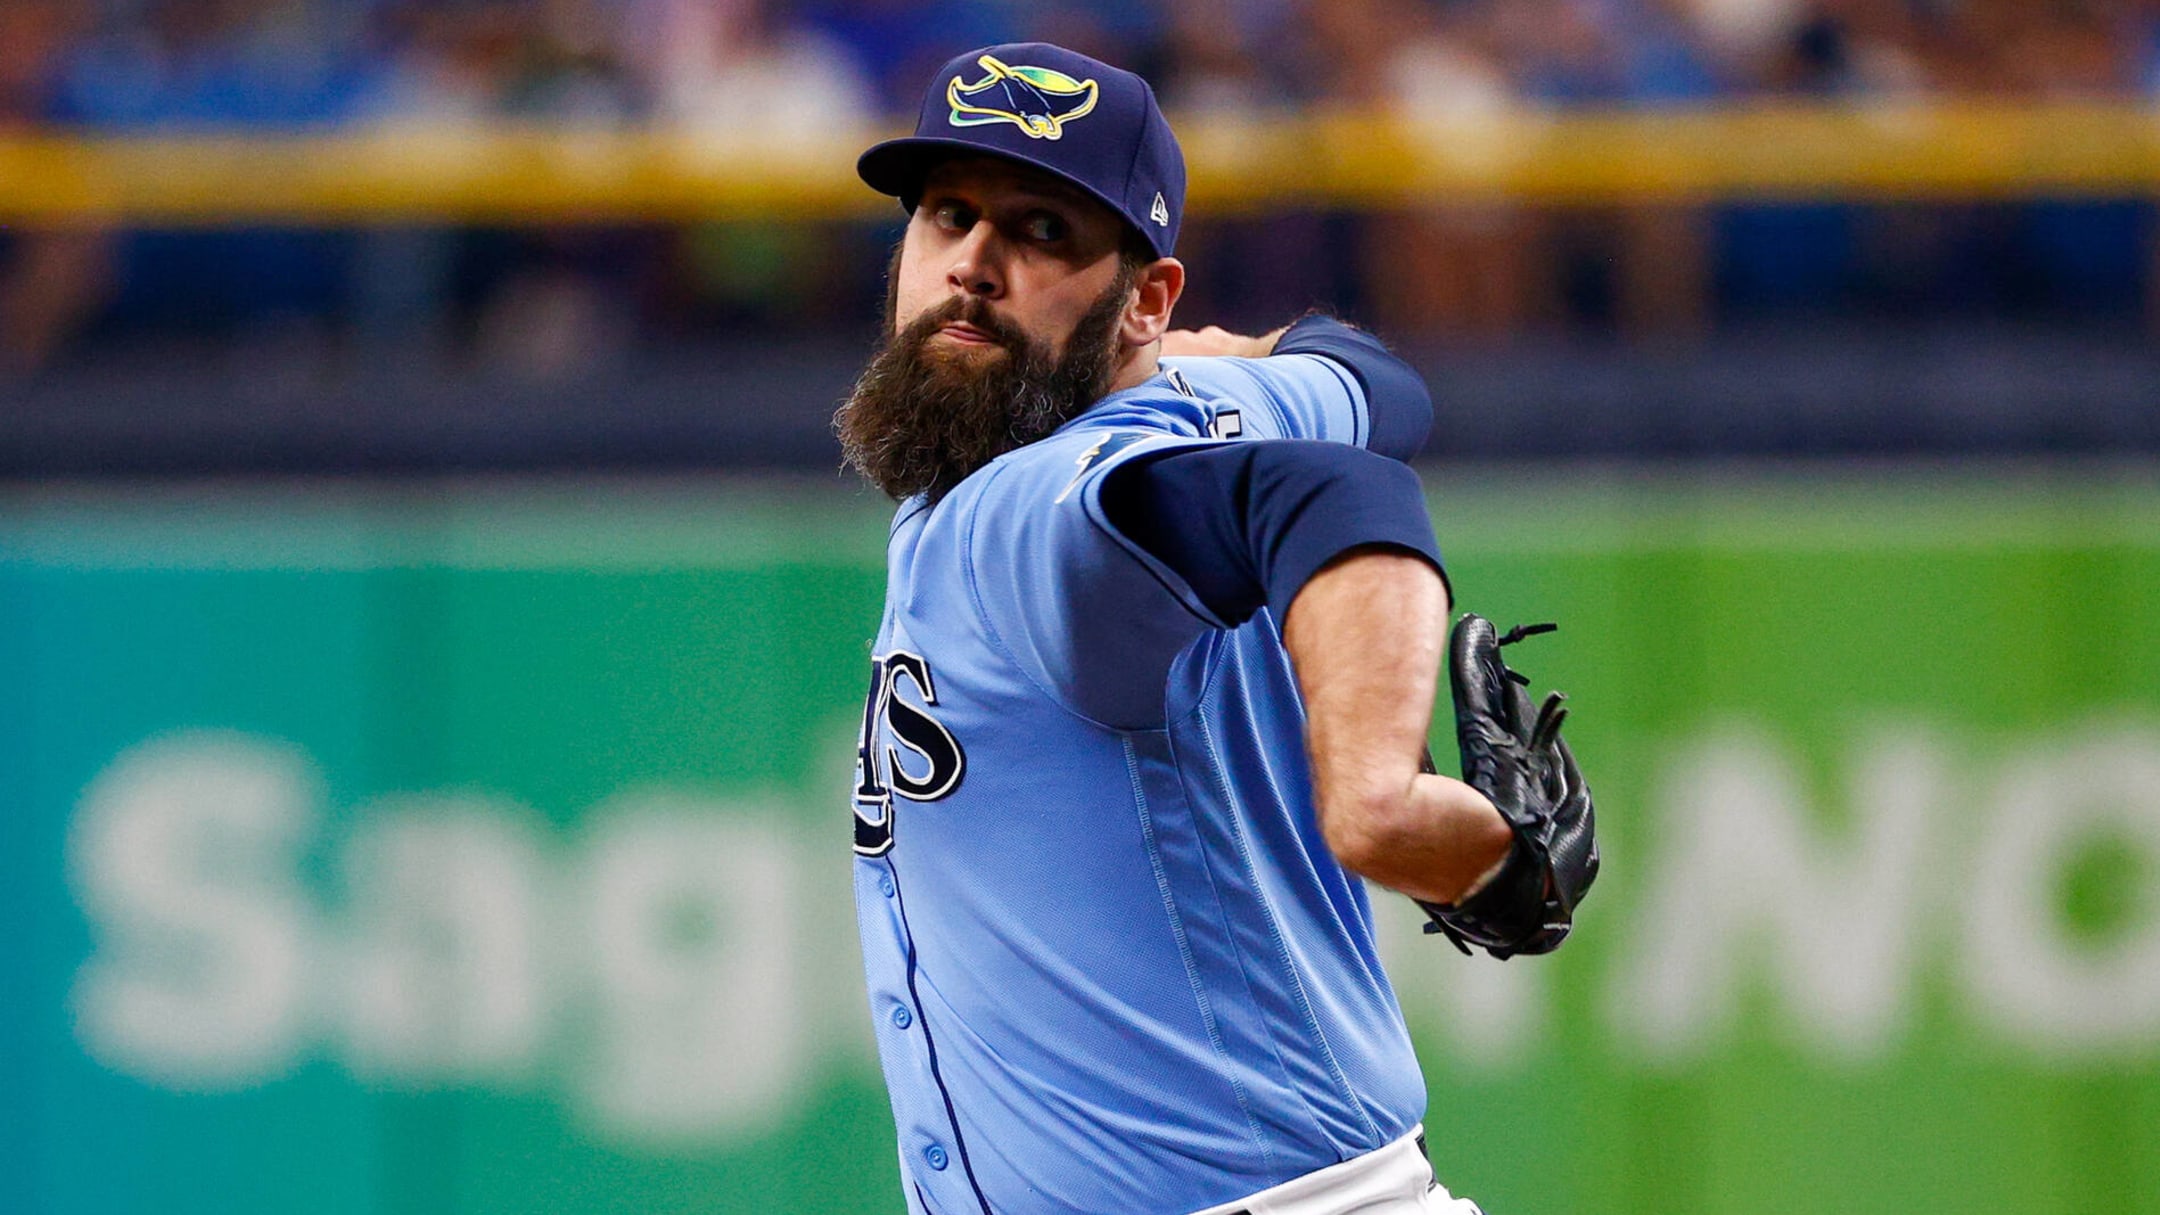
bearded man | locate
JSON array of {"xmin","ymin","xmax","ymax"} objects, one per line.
[{"xmin": 835, "ymin": 42, "xmax": 1513, "ymax": 1215}]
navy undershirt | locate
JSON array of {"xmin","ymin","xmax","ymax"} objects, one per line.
[
  {"xmin": 1101, "ymin": 440, "xmax": 1444, "ymax": 628},
  {"xmin": 1100, "ymin": 325, "xmax": 1443, "ymax": 626}
]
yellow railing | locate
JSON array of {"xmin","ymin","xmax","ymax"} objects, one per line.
[{"xmin": 4, "ymin": 103, "xmax": 2159, "ymax": 225}]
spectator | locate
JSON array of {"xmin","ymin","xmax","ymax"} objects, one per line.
[
  {"xmin": 1155, "ymin": 0, "xmax": 1281, "ymax": 114},
  {"xmin": 797, "ymin": 0, "xmax": 1024, "ymax": 114},
  {"xmin": 1300, "ymin": 0, "xmax": 1548, "ymax": 341},
  {"xmin": 357, "ymin": 1, "xmax": 528, "ymax": 124},
  {"xmin": 639, "ymin": 0, "xmax": 872, "ymax": 135},
  {"xmin": 0, "ymin": 0, "xmax": 109, "ymax": 374},
  {"xmin": 636, "ymin": 0, "xmax": 878, "ymax": 332}
]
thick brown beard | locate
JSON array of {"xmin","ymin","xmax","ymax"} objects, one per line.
[{"xmin": 835, "ymin": 259, "xmax": 1136, "ymax": 502}]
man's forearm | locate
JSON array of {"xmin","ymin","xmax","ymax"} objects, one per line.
[{"xmin": 1283, "ymin": 549, "xmax": 1513, "ymax": 905}]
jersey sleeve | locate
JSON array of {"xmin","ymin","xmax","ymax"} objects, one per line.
[
  {"xmin": 1160, "ymin": 315, "xmax": 1433, "ymax": 460},
  {"xmin": 1271, "ymin": 315, "xmax": 1434, "ymax": 461},
  {"xmin": 1163, "ymin": 351, "xmax": 1365, "ymax": 447}
]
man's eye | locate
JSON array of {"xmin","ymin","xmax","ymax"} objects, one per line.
[
  {"xmin": 1022, "ymin": 213, "xmax": 1067, "ymax": 242},
  {"xmin": 931, "ymin": 202, "xmax": 971, "ymax": 230}
]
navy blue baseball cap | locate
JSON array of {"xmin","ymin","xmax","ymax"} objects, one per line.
[{"xmin": 858, "ymin": 42, "xmax": 1185, "ymax": 259}]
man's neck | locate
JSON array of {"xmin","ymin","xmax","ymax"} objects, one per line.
[{"xmin": 1103, "ymin": 343, "xmax": 1160, "ymax": 397}]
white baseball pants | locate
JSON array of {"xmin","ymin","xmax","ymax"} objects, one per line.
[{"xmin": 1185, "ymin": 1128, "xmax": 1487, "ymax": 1215}]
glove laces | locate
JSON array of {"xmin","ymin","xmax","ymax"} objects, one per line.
[{"xmin": 1494, "ymin": 622, "xmax": 1558, "ymax": 686}]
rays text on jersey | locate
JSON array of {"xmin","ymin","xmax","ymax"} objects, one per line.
[{"xmin": 853, "ymin": 651, "xmax": 966, "ymax": 856}]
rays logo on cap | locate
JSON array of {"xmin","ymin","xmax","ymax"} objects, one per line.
[{"xmin": 947, "ymin": 54, "xmax": 1099, "ymax": 141}]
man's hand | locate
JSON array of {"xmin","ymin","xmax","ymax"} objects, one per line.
[{"xmin": 1160, "ymin": 325, "xmax": 1288, "ymax": 359}]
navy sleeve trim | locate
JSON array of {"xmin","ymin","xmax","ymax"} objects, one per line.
[
  {"xmin": 1099, "ymin": 440, "xmax": 1445, "ymax": 628},
  {"xmin": 1274, "ymin": 315, "xmax": 1433, "ymax": 462}
]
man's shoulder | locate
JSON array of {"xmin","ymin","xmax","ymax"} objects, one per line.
[
  {"xmin": 962, "ymin": 430, "xmax": 1174, "ymax": 517},
  {"xmin": 973, "ymin": 386, "xmax": 1203, "ymax": 486},
  {"xmin": 1070, "ymin": 371, "xmax": 1221, "ymax": 435}
]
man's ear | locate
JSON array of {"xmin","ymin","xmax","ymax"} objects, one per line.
[{"xmin": 1121, "ymin": 258, "xmax": 1185, "ymax": 348}]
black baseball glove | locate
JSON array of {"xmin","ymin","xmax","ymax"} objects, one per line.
[{"xmin": 1415, "ymin": 614, "xmax": 1599, "ymax": 960}]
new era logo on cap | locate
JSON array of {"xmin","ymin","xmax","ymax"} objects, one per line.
[{"xmin": 856, "ymin": 42, "xmax": 1187, "ymax": 259}]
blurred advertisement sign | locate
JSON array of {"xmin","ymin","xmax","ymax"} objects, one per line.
[{"xmin": 67, "ymin": 732, "xmax": 847, "ymax": 1142}]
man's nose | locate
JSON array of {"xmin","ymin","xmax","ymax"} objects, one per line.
[{"xmin": 946, "ymin": 222, "xmax": 1005, "ymax": 298}]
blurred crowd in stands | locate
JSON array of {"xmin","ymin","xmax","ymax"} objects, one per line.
[
  {"xmin": 2, "ymin": 0, "xmax": 2157, "ymax": 376},
  {"xmin": 7, "ymin": 0, "xmax": 2159, "ymax": 128}
]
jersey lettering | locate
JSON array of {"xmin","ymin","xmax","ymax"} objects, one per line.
[{"xmin": 853, "ymin": 651, "xmax": 966, "ymax": 856}]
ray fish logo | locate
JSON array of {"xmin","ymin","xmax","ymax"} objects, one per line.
[{"xmin": 947, "ymin": 54, "xmax": 1099, "ymax": 141}]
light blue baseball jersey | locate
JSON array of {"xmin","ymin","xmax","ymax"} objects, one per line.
[{"xmin": 851, "ymin": 351, "xmax": 1426, "ymax": 1215}]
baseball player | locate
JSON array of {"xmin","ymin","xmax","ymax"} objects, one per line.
[{"xmin": 836, "ymin": 42, "xmax": 1595, "ymax": 1215}]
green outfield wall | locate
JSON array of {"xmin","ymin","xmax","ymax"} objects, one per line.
[{"xmin": 5, "ymin": 469, "xmax": 2158, "ymax": 1215}]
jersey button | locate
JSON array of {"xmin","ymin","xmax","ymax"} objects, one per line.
[
  {"xmin": 878, "ymin": 872, "xmax": 896, "ymax": 898},
  {"xmin": 889, "ymin": 1004, "xmax": 913, "ymax": 1030},
  {"xmin": 923, "ymin": 1144, "xmax": 949, "ymax": 1171}
]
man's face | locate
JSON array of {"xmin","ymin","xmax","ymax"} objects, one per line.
[
  {"xmin": 891, "ymin": 155, "xmax": 1133, "ymax": 362},
  {"xmin": 835, "ymin": 156, "xmax": 1145, "ymax": 502}
]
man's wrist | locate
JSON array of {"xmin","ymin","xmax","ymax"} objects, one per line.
[{"xmin": 1456, "ymin": 845, "xmax": 1515, "ymax": 902}]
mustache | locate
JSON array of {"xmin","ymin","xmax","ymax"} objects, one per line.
[{"xmin": 901, "ymin": 294, "xmax": 1028, "ymax": 352}]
